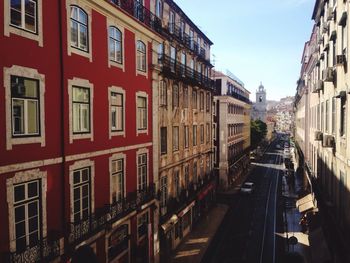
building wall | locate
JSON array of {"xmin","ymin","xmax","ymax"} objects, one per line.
[{"xmin": 1, "ymin": 0, "xmax": 162, "ymax": 262}]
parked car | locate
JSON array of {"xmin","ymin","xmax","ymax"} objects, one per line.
[{"xmin": 240, "ymin": 182, "xmax": 254, "ymax": 194}]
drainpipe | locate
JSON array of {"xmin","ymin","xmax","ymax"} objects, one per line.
[{"xmin": 58, "ymin": 0, "xmax": 66, "ymax": 257}]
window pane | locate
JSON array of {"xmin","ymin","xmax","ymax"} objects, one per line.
[
  {"xmin": 24, "ymin": 0, "xmax": 36, "ymax": 32},
  {"xmin": 28, "ymin": 216, "xmax": 39, "ymax": 232},
  {"xmin": 79, "ymin": 25, "xmax": 88, "ymax": 50},
  {"xmin": 29, "ymin": 231, "xmax": 39, "ymax": 246},
  {"xmin": 14, "ymin": 185, "xmax": 25, "ymax": 203},
  {"xmin": 12, "ymin": 99, "xmax": 25, "ymax": 135},
  {"xmin": 27, "ymin": 100, "xmax": 38, "ymax": 134},
  {"xmin": 82, "ymin": 168, "xmax": 89, "ymax": 182},
  {"xmin": 81, "ymin": 105, "xmax": 89, "ymax": 131},
  {"xmin": 15, "ymin": 222, "xmax": 26, "ymax": 238},
  {"xmin": 71, "ymin": 21, "xmax": 78, "ymax": 47},
  {"xmin": 10, "ymin": 0, "xmax": 22, "ymax": 27},
  {"xmin": 15, "ymin": 206, "xmax": 25, "ymax": 222},
  {"xmin": 23, "ymin": 79, "xmax": 38, "ymax": 97},
  {"xmin": 73, "ymin": 87, "xmax": 89, "ymax": 102},
  {"xmin": 73, "ymin": 171, "xmax": 80, "ymax": 184},
  {"xmin": 73, "ymin": 104, "xmax": 80, "ymax": 132},
  {"xmin": 78, "ymin": 8, "xmax": 87, "ymax": 24},
  {"xmin": 27, "ymin": 182, "xmax": 38, "ymax": 198}
]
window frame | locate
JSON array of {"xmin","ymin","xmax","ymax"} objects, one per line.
[
  {"xmin": 136, "ymin": 40, "xmax": 147, "ymax": 74},
  {"xmin": 72, "ymin": 86, "xmax": 91, "ymax": 135},
  {"xmin": 70, "ymin": 5, "xmax": 89, "ymax": 52},
  {"xmin": 4, "ymin": 65, "xmax": 46, "ymax": 150},
  {"xmin": 193, "ymin": 125, "xmax": 197, "ymax": 146},
  {"xmin": 109, "ymin": 86, "xmax": 125, "ymax": 138},
  {"xmin": 172, "ymin": 84, "xmax": 179, "ymax": 108},
  {"xmin": 160, "ymin": 127, "xmax": 167, "ymax": 155},
  {"xmin": 109, "ymin": 153, "xmax": 126, "ymax": 204},
  {"xmin": 136, "ymin": 92, "xmax": 148, "ymax": 134},
  {"xmin": 137, "ymin": 149, "xmax": 149, "ymax": 191},
  {"xmin": 173, "ymin": 126, "xmax": 179, "ymax": 152},
  {"xmin": 159, "ymin": 80, "xmax": 167, "ymax": 107},
  {"xmin": 108, "ymin": 26, "xmax": 123, "ymax": 64},
  {"xmin": 4, "ymin": 0, "xmax": 43, "ymax": 46},
  {"xmin": 68, "ymin": 78, "xmax": 94, "ymax": 143}
]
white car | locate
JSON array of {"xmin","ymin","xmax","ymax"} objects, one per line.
[{"xmin": 240, "ymin": 182, "xmax": 254, "ymax": 194}]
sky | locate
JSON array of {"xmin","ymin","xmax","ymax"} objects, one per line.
[{"xmin": 175, "ymin": 0, "xmax": 315, "ymax": 102}]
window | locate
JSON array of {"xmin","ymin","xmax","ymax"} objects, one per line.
[
  {"xmin": 206, "ymin": 123, "xmax": 210, "ymax": 143},
  {"xmin": 159, "ymin": 80, "xmax": 167, "ymax": 106},
  {"xmin": 137, "ymin": 212, "xmax": 148, "ymax": 239},
  {"xmin": 183, "ymin": 86, "xmax": 188, "ymax": 108},
  {"xmin": 190, "ymin": 59, "xmax": 194, "ymax": 77},
  {"xmin": 200, "ymin": 124, "xmax": 204, "ymax": 144},
  {"xmin": 192, "ymin": 89, "xmax": 197, "ymax": 109},
  {"xmin": 174, "ymin": 170, "xmax": 180, "ymax": 197},
  {"xmin": 72, "ymin": 167, "xmax": 91, "ymax": 222},
  {"xmin": 10, "ymin": 0, "xmax": 37, "ymax": 33},
  {"xmin": 160, "ymin": 127, "xmax": 167, "ymax": 155},
  {"xmin": 206, "ymin": 93, "xmax": 210, "ymax": 112},
  {"xmin": 158, "ymin": 43, "xmax": 164, "ymax": 61},
  {"xmin": 193, "ymin": 161, "xmax": 197, "ymax": 183},
  {"xmin": 332, "ymin": 97, "xmax": 336, "ymax": 134},
  {"xmin": 109, "ymin": 26, "xmax": 122, "ymax": 64},
  {"xmin": 197, "ymin": 37, "xmax": 201, "ymax": 52},
  {"xmin": 193, "ymin": 125, "xmax": 197, "ymax": 146},
  {"xmin": 172, "ymin": 84, "xmax": 179, "ymax": 108},
  {"xmin": 137, "ymin": 153, "xmax": 147, "ymax": 191},
  {"xmin": 136, "ymin": 40, "xmax": 146, "ymax": 72},
  {"xmin": 340, "ymin": 96, "xmax": 346, "ymax": 136},
  {"xmin": 170, "ymin": 46, "xmax": 176, "ymax": 72},
  {"xmin": 13, "ymin": 180, "xmax": 41, "ymax": 251},
  {"xmin": 72, "ymin": 87, "xmax": 90, "ymax": 133},
  {"xmin": 11, "ymin": 76, "xmax": 40, "ymax": 136},
  {"xmin": 160, "ymin": 176, "xmax": 167, "ymax": 214},
  {"xmin": 155, "ymin": 0, "xmax": 162, "ymax": 18},
  {"xmin": 169, "ymin": 11, "xmax": 175, "ymax": 33},
  {"xmin": 184, "ymin": 126, "xmax": 189, "ymax": 148},
  {"xmin": 137, "ymin": 96, "xmax": 147, "ymax": 130},
  {"xmin": 180, "ymin": 20, "xmax": 185, "ymax": 39},
  {"xmin": 189, "ymin": 29, "xmax": 194, "ymax": 49},
  {"xmin": 111, "ymin": 92, "xmax": 123, "ymax": 132},
  {"xmin": 184, "ymin": 165, "xmax": 189, "ymax": 189},
  {"xmin": 181, "ymin": 52, "xmax": 186, "ymax": 76},
  {"xmin": 200, "ymin": 92, "xmax": 204, "ymax": 111},
  {"xmin": 173, "ymin": 126, "xmax": 179, "ymax": 151},
  {"xmin": 111, "ymin": 158, "xmax": 124, "ymax": 203},
  {"xmin": 70, "ymin": 6, "xmax": 88, "ymax": 51}
]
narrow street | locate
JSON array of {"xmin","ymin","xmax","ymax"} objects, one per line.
[{"xmin": 203, "ymin": 140, "xmax": 284, "ymax": 263}]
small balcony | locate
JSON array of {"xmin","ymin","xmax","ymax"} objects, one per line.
[
  {"xmin": 6, "ymin": 236, "xmax": 61, "ymax": 263},
  {"xmin": 158, "ymin": 55, "xmax": 215, "ymax": 91},
  {"xmin": 159, "ymin": 171, "xmax": 217, "ymax": 223},
  {"xmin": 67, "ymin": 184, "xmax": 155, "ymax": 246},
  {"xmin": 109, "ymin": 0, "xmax": 162, "ymax": 33}
]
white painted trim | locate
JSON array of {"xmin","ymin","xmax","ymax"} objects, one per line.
[
  {"xmin": 108, "ymin": 86, "xmax": 126, "ymax": 139},
  {"xmin": 69, "ymin": 159, "xmax": 95, "ymax": 222},
  {"xmin": 136, "ymin": 91, "xmax": 149, "ymax": 135},
  {"xmin": 4, "ymin": 65, "xmax": 46, "ymax": 150},
  {"xmin": 6, "ymin": 169, "xmax": 47, "ymax": 252},
  {"xmin": 0, "ymin": 142, "xmax": 153, "ymax": 174},
  {"xmin": 137, "ymin": 148, "xmax": 149, "ymax": 191},
  {"xmin": 106, "ymin": 18, "xmax": 125, "ymax": 72},
  {"xmin": 109, "ymin": 152, "xmax": 126, "ymax": 204},
  {"xmin": 68, "ymin": 77, "xmax": 94, "ymax": 143},
  {"xmin": 4, "ymin": 0, "xmax": 44, "ymax": 46},
  {"xmin": 66, "ymin": 0, "xmax": 93, "ymax": 62}
]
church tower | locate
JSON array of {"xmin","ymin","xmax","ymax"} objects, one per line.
[{"xmin": 255, "ymin": 82, "xmax": 267, "ymax": 122}]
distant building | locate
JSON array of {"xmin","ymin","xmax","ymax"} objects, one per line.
[
  {"xmin": 251, "ymin": 83, "xmax": 267, "ymax": 122},
  {"xmin": 213, "ymin": 70, "xmax": 251, "ymax": 190}
]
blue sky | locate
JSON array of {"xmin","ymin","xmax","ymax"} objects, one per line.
[{"xmin": 175, "ymin": 0, "xmax": 315, "ymax": 101}]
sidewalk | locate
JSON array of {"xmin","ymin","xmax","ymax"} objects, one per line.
[
  {"xmin": 169, "ymin": 204, "xmax": 229, "ymax": 263},
  {"xmin": 281, "ymin": 174, "xmax": 312, "ymax": 263}
]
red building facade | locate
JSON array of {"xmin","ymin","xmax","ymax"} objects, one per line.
[{"xmin": 0, "ymin": 0, "xmax": 163, "ymax": 262}]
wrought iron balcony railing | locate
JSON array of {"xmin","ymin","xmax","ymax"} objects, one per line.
[
  {"xmin": 226, "ymin": 90, "xmax": 251, "ymax": 104},
  {"xmin": 68, "ymin": 184, "xmax": 155, "ymax": 246},
  {"xmin": 159, "ymin": 171, "xmax": 217, "ymax": 222},
  {"xmin": 109, "ymin": 0, "xmax": 162, "ymax": 33},
  {"xmin": 158, "ymin": 55, "xmax": 215, "ymax": 91},
  {"xmin": 6, "ymin": 236, "xmax": 61, "ymax": 263}
]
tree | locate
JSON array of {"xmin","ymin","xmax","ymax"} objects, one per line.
[{"xmin": 250, "ymin": 119, "xmax": 267, "ymax": 149}]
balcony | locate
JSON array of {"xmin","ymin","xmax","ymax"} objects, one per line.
[
  {"xmin": 226, "ymin": 90, "xmax": 251, "ymax": 104},
  {"xmin": 109, "ymin": 0, "xmax": 162, "ymax": 33},
  {"xmin": 6, "ymin": 236, "xmax": 61, "ymax": 263},
  {"xmin": 159, "ymin": 172, "xmax": 217, "ymax": 223},
  {"xmin": 67, "ymin": 184, "xmax": 155, "ymax": 246},
  {"xmin": 158, "ymin": 55, "xmax": 215, "ymax": 91},
  {"xmin": 162, "ymin": 24, "xmax": 211, "ymax": 65}
]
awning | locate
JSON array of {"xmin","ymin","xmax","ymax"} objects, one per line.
[
  {"xmin": 161, "ymin": 214, "xmax": 178, "ymax": 232},
  {"xmin": 296, "ymin": 194, "xmax": 314, "ymax": 213},
  {"xmin": 178, "ymin": 201, "xmax": 195, "ymax": 217}
]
